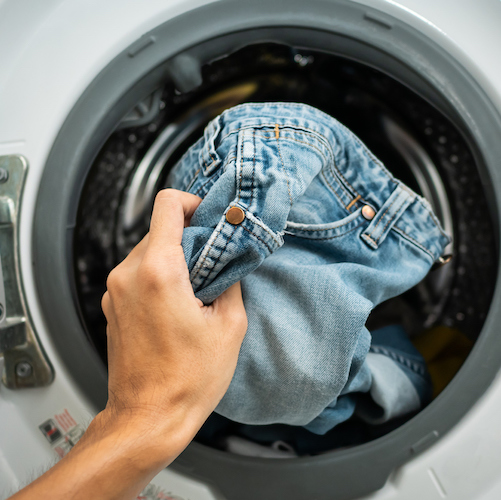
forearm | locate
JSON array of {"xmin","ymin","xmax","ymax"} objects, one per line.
[
  {"xmin": 10, "ymin": 407, "xmax": 199, "ymax": 500},
  {"xmin": 8, "ymin": 190, "xmax": 247, "ymax": 500}
]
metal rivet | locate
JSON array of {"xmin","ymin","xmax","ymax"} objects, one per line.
[
  {"xmin": 431, "ymin": 254, "xmax": 453, "ymax": 271},
  {"xmin": 15, "ymin": 361, "xmax": 33, "ymax": 378},
  {"xmin": 226, "ymin": 206, "xmax": 245, "ymax": 225},
  {"xmin": 0, "ymin": 168, "xmax": 8, "ymax": 184},
  {"xmin": 362, "ymin": 205, "xmax": 376, "ymax": 220}
]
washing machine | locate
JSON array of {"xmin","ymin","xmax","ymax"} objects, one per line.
[{"xmin": 1, "ymin": 0, "xmax": 501, "ymax": 499}]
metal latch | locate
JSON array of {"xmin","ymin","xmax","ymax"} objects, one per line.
[{"xmin": 0, "ymin": 155, "xmax": 53, "ymax": 388}]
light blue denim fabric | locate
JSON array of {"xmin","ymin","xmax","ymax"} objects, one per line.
[
  {"xmin": 305, "ymin": 324, "xmax": 431, "ymax": 434},
  {"xmin": 167, "ymin": 102, "xmax": 450, "ymax": 433}
]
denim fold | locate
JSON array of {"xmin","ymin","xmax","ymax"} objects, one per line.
[{"xmin": 167, "ymin": 102, "xmax": 450, "ymax": 433}]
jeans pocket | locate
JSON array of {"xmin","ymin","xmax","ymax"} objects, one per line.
[{"xmin": 284, "ymin": 207, "xmax": 365, "ymax": 240}]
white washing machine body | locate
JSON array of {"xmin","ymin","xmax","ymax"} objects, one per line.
[{"xmin": 1, "ymin": 1, "xmax": 501, "ymax": 499}]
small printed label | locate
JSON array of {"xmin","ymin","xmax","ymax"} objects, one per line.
[
  {"xmin": 39, "ymin": 409, "xmax": 85, "ymax": 458},
  {"xmin": 39, "ymin": 419, "xmax": 63, "ymax": 444}
]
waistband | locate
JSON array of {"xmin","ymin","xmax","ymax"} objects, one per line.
[{"xmin": 199, "ymin": 102, "xmax": 451, "ymax": 261}]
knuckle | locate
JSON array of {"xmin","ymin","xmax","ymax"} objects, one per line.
[
  {"xmin": 137, "ymin": 258, "xmax": 164, "ymax": 290},
  {"xmin": 154, "ymin": 188, "xmax": 180, "ymax": 206},
  {"xmin": 101, "ymin": 291, "xmax": 110, "ymax": 314},
  {"xmin": 106, "ymin": 267, "xmax": 126, "ymax": 293}
]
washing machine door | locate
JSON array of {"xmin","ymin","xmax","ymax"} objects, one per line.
[{"xmin": 2, "ymin": 1, "xmax": 501, "ymax": 499}]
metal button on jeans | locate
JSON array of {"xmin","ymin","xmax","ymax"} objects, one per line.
[
  {"xmin": 362, "ymin": 205, "xmax": 376, "ymax": 220},
  {"xmin": 226, "ymin": 206, "xmax": 245, "ymax": 225}
]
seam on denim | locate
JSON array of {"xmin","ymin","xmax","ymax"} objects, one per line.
[
  {"xmin": 254, "ymin": 132, "xmax": 356, "ymax": 207},
  {"xmin": 202, "ymin": 121, "xmax": 219, "ymax": 173},
  {"xmin": 241, "ymin": 225, "xmax": 274, "ymax": 253},
  {"xmin": 276, "ymin": 129, "xmax": 293, "ymax": 208},
  {"xmin": 336, "ymin": 120, "xmax": 396, "ymax": 184},
  {"xmin": 370, "ymin": 346, "xmax": 427, "ymax": 377},
  {"xmin": 277, "ymin": 131, "xmax": 355, "ymax": 203},
  {"xmin": 219, "ymin": 103, "xmax": 391, "ymax": 184},
  {"xmin": 370, "ymin": 194, "xmax": 409, "ymax": 244},
  {"xmin": 217, "ymin": 121, "xmax": 415, "ymax": 212},
  {"xmin": 368, "ymin": 194, "xmax": 400, "ymax": 238},
  {"xmin": 191, "ymin": 221, "xmax": 227, "ymax": 280},
  {"xmin": 286, "ymin": 213, "xmax": 361, "ymax": 232},
  {"xmin": 251, "ymin": 129, "xmax": 256, "ymax": 206},
  {"xmin": 236, "ymin": 131, "xmax": 245, "ymax": 203},
  {"xmin": 273, "ymin": 127, "xmax": 358, "ymax": 198},
  {"xmin": 284, "ymin": 221, "xmax": 365, "ymax": 240},
  {"xmin": 198, "ymin": 225, "xmax": 237, "ymax": 290},
  {"xmin": 216, "ymin": 123, "xmax": 356, "ymax": 198},
  {"xmin": 346, "ymin": 194, "xmax": 362, "ymax": 211},
  {"xmin": 221, "ymin": 125, "xmax": 357, "ymax": 210},
  {"xmin": 392, "ymin": 226, "xmax": 435, "ymax": 259},
  {"xmin": 244, "ymin": 211, "xmax": 283, "ymax": 247},
  {"xmin": 194, "ymin": 174, "xmax": 216, "ymax": 197},
  {"xmin": 269, "ymin": 128, "xmax": 356, "ymax": 199},
  {"xmin": 252, "ymin": 133, "xmax": 329, "ymax": 164},
  {"xmin": 375, "ymin": 199, "xmax": 407, "ymax": 244},
  {"xmin": 185, "ymin": 168, "xmax": 201, "ymax": 192},
  {"xmin": 320, "ymin": 170, "xmax": 354, "ymax": 208},
  {"xmin": 202, "ymin": 126, "xmax": 212, "ymax": 171},
  {"xmin": 219, "ymin": 124, "xmax": 357, "ymax": 199},
  {"xmin": 415, "ymin": 195, "xmax": 450, "ymax": 241},
  {"xmin": 193, "ymin": 155, "xmax": 236, "ymax": 196},
  {"xmin": 361, "ymin": 233, "xmax": 378, "ymax": 247}
]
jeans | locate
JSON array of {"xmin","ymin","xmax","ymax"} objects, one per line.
[{"xmin": 167, "ymin": 102, "xmax": 450, "ymax": 433}]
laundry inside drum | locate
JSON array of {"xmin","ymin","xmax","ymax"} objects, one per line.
[{"xmin": 73, "ymin": 42, "xmax": 496, "ymax": 457}]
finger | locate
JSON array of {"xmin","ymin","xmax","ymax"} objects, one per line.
[
  {"xmin": 148, "ymin": 189, "xmax": 202, "ymax": 252},
  {"xmin": 211, "ymin": 282, "xmax": 247, "ymax": 330}
]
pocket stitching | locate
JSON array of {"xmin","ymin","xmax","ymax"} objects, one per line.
[
  {"xmin": 286, "ymin": 211, "xmax": 361, "ymax": 232},
  {"xmin": 284, "ymin": 221, "xmax": 365, "ymax": 241},
  {"xmin": 197, "ymin": 224, "xmax": 238, "ymax": 290}
]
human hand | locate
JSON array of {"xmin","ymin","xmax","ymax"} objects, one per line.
[
  {"xmin": 9, "ymin": 190, "xmax": 247, "ymax": 500},
  {"xmin": 100, "ymin": 188, "xmax": 248, "ymax": 461}
]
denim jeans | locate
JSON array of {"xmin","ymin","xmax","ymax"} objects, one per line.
[{"xmin": 167, "ymin": 102, "xmax": 450, "ymax": 433}]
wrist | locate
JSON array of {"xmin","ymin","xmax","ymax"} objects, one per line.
[{"xmin": 86, "ymin": 403, "xmax": 202, "ymax": 470}]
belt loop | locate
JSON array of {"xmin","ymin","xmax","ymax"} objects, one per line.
[
  {"xmin": 199, "ymin": 115, "xmax": 222, "ymax": 176},
  {"xmin": 361, "ymin": 184, "xmax": 414, "ymax": 249}
]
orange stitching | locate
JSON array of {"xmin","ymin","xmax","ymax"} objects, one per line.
[
  {"xmin": 250, "ymin": 129, "xmax": 255, "ymax": 205},
  {"xmin": 285, "ymin": 222, "xmax": 365, "ymax": 241},
  {"xmin": 286, "ymin": 212, "xmax": 361, "ymax": 232},
  {"xmin": 236, "ymin": 131, "xmax": 245, "ymax": 203},
  {"xmin": 361, "ymin": 233, "xmax": 378, "ymax": 247},
  {"xmin": 197, "ymin": 225, "xmax": 237, "ymax": 289},
  {"xmin": 369, "ymin": 195, "xmax": 400, "ymax": 237},
  {"xmin": 241, "ymin": 225, "xmax": 273, "ymax": 253},
  {"xmin": 321, "ymin": 170, "xmax": 353, "ymax": 208},
  {"xmin": 217, "ymin": 124, "xmax": 363, "ymax": 201},
  {"xmin": 276, "ymin": 130, "xmax": 293, "ymax": 207},
  {"xmin": 346, "ymin": 194, "xmax": 362, "ymax": 211},
  {"xmin": 191, "ymin": 222, "xmax": 227, "ymax": 280},
  {"xmin": 375, "ymin": 198, "xmax": 407, "ymax": 244},
  {"xmin": 392, "ymin": 226, "xmax": 434, "ymax": 259}
]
